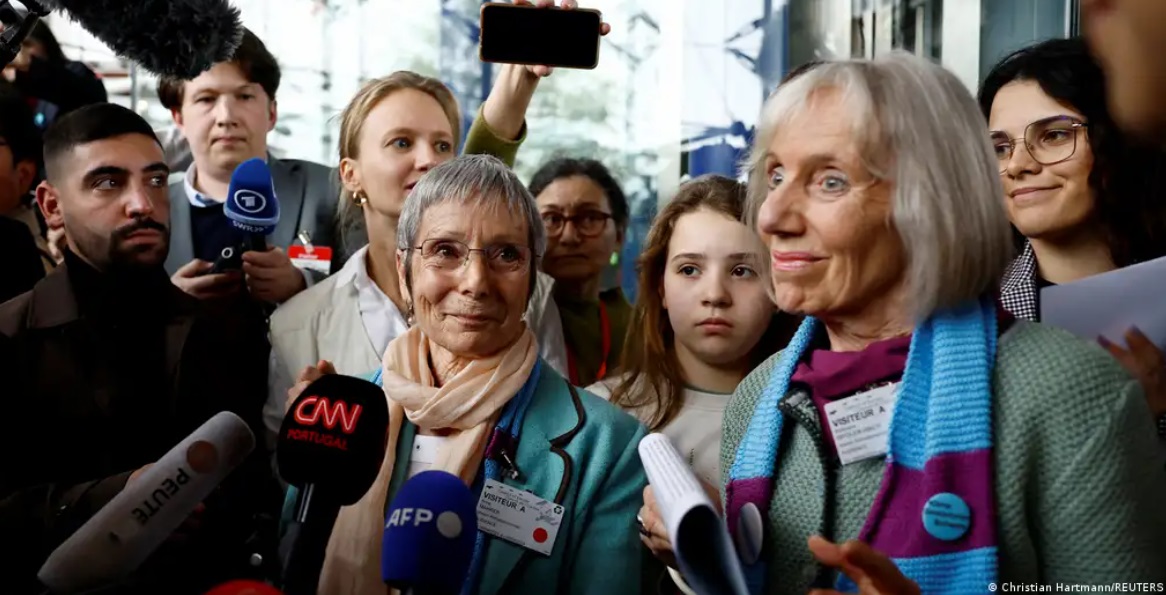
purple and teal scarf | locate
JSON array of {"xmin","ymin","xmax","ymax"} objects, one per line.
[{"xmin": 725, "ymin": 298, "xmax": 998, "ymax": 594}]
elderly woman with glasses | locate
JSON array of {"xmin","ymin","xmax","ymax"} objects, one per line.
[
  {"xmin": 292, "ymin": 154, "xmax": 647, "ymax": 595},
  {"xmin": 642, "ymin": 52, "xmax": 1166, "ymax": 594},
  {"xmin": 981, "ymin": 37, "xmax": 1166, "ymax": 437}
]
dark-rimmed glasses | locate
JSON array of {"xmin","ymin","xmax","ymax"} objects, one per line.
[
  {"xmin": 540, "ymin": 211, "xmax": 613, "ymax": 237},
  {"xmin": 990, "ymin": 115, "xmax": 1088, "ymax": 173},
  {"xmin": 412, "ymin": 239, "xmax": 532, "ymax": 273}
]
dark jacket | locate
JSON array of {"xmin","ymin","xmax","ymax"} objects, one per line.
[
  {"xmin": 0, "ymin": 259, "xmax": 279, "ymax": 594},
  {"xmin": 0, "ymin": 215, "xmax": 45, "ymax": 305},
  {"xmin": 12, "ymin": 57, "xmax": 108, "ymax": 129}
]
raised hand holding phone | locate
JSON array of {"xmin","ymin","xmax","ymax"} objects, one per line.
[{"xmin": 480, "ymin": 1, "xmax": 611, "ymax": 72}]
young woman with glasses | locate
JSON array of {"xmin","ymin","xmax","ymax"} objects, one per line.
[
  {"xmin": 981, "ymin": 37, "xmax": 1166, "ymax": 436},
  {"xmin": 529, "ymin": 157, "xmax": 632, "ymax": 387}
]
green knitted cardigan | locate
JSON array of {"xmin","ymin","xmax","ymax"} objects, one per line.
[{"xmin": 720, "ymin": 320, "xmax": 1166, "ymax": 594}]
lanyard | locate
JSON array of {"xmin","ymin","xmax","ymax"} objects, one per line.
[{"xmin": 567, "ymin": 301, "xmax": 610, "ymax": 385}]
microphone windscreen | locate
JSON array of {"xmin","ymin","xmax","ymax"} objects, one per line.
[
  {"xmin": 203, "ymin": 580, "xmax": 284, "ymax": 595},
  {"xmin": 224, "ymin": 158, "xmax": 280, "ymax": 236},
  {"xmin": 381, "ymin": 471, "xmax": 477, "ymax": 593},
  {"xmin": 38, "ymin": 0, "xmax": 243, "ymax": 79},
  {"xmin": 37, "ymin": 412, "xmax": 256, "ymax": 593},
  {"xmin": 277, "ymin": 375, "xmax": 389, "ymax": 505}
]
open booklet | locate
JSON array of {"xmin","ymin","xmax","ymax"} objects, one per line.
[{"xmin": 638, "ymin": 433, "xmax": 749, "ymax": 595}]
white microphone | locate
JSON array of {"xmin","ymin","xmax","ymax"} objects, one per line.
[{"xmin": 37, "ymin": 411, "xmax": 256, "ymax": 594}]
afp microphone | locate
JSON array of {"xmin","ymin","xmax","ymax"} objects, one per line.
[
  {"xmin": 37, "ymin": 412, "xmax": 256, "ymax": 594},
  {"xmin": 0, "ymin": 0, "xmax": 242, "ymax": 77},
  {"xmin": 277, "ymin": 374, "xmax": 389, "ymax": 595},
  {"xmin": 382, "ymin": 471, "xmax": 478, "ymax": 595}
]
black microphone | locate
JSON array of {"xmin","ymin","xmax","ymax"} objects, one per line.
[
  {"xmin": 1, "ymin": 0, "xmax": 243, "ymax": 78},
  {"xmin": 36, "ymin": 412, "xmax": 256, "ymax": 594},
  {"xmin": 276, "ymin": 374, "xmax": 389, "ymax": 595}
]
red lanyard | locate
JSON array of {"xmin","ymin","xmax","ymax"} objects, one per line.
[{"xmin": 567, "ymin": 301, "xmax": 611, "ymax": 385}]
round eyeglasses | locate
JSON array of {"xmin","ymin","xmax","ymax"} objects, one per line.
[
  {"xmin": 412, "ymin": 239, "xmax": 532, "ymax": 273},
  {"xmin": 540, "ymin": 210, "xmax": 613, "ymax": 238},
  {"xmin": 990, "ymin": 115, "xmax": 1088, "ymax": 174}
]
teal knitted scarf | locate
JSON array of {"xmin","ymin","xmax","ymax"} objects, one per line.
[{"xmin": 725, "ymin": 297, "xmax": 999, "ymax": 594}]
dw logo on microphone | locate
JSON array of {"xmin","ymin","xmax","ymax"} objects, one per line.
[
  {"xmin": 293, "ymin": 397, "xmax": 363, "ymax": 434},
  {"xmin": 232, "ymin": 189, "xmax": 267, "ymax": 214}
]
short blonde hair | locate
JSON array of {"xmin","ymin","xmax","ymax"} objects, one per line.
[
  {"xmin": 743, "ymin": 52, "xmax": 1013, "ymax": 320},
  {"xmin": 335, "ymin": 72, "xmax": 461, "ymax": 250}
]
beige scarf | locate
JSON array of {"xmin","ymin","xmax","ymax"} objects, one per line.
[{"xmin": 316, "ymin": 325, "xmax": 539, "ymax": 595}]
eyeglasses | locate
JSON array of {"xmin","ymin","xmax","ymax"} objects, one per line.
[
  {"xmin": 540, "ymin": 211, "xmax": 613, "ymax": 237},
  {"xmin": 990, "ymin": 116, "xmax": 1088, "ymax": 173},
  {"xmin": 412, "ymin": 239, "xmax": 532, "ymax": 273}
]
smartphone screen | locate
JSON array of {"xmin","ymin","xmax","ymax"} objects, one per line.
[{"xmin": 479, "ymin": 3, "xmax": 602, "ymax": 70}]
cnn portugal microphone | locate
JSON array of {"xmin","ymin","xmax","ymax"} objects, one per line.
[
  {"xmin": 382, "ymin": 471, "xmax": 478, "ymax": 595},
  {"xmin": 277, "ymin": 374, "xmax": 389, "ymax": 595},
  {"xmin": 37, "ymin": 412, "xmax": 256, "ymax": 594}
]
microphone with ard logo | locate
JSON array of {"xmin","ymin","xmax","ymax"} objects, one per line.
[
  {"xmin": 36, "ymin": 412, "xmax": 256, "ymax": 594},
  {"xmin": 215, "ymin": 157, "xmax": 280, "ymax": 272},
  {"xmin": 381, "ymin": 471, "xmax": 478, "ymax": 595},
  {"xmin": 276, "ymin": 374, "xmax": 389, "ymax": 595}
]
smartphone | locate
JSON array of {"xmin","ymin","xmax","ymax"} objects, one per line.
[{"xmin": 479, "ymin": 3, "xmax": 602, "ymax": 70}]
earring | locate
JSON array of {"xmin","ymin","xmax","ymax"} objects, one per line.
[
  {"xmin": 353, "ymin": 190, "xmax": 368, "ymax": 205},
  {"xmin": 406, "ymin": 302, "xmax": 415, "ymax": 325}
]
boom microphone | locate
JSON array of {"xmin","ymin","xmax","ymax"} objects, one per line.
[
  {"xmin": 277, "ymin": 374, "xmax": 389, "ymax": 595},
  {"xmin": 224, "ymin": 157, "xmax": 280, "ymax": 254},
  {"xmin": 10, "ymin": 0, "xmax": 244, "ymax": 78},
  {"xmin": 37, "ymin": 412, "xmax": 256, "ymax": 594},
  {"xmin": 382, "ymin": 471, "xmax": 477, "ymax": 595}
]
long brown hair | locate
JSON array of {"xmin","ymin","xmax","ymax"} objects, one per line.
[{"xmin": 610, "ymin": 175, "xmax": 799, "ymax": 431}]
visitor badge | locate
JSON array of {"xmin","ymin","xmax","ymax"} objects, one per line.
[
  {"xmin": 824, "ymin": 382, "xmax": 899, "ymax": 465},
  {"xmin": 476, "ymin": 478, "xmax": 565, "ymax": 556},
  {"xmin": 288, "ymin": 244, "xmax": 332, "ymax": 274}
]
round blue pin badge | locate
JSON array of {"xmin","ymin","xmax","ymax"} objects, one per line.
[{"xmin": 922, "ymin": 492, "xmax": 971, "ymax": 541}]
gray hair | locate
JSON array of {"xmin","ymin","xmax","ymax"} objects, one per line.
[
  {"xmin": 743, "ymin": 51, "xmax": 1013, "ymax": 320},
  {"xmin": 397, "ymin": 153, "xmax": 547, "ymax": 298}
]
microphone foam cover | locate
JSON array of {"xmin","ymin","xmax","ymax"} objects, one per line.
[
  {"xmin": 43, "ymin": 0, "xmax": 243, "ymax": 79},
  {"xmin": 224, "ymin": 158, "xmax": 280, "ymax": 235},
  {"xmin": 277, "ymin": 375, "xmax": 389, "ymax": 505},
  {"xmin": 382, "ymin": 471, "xmax": 477, "ymax": 593},
  {"xmin": 37, "ymin": 412, "xmax": 255, "ymax": 593}
]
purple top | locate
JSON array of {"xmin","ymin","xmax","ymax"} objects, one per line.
[{"xmin": 790, "ymin": 335, "xmax": 911, "ymax": 454}]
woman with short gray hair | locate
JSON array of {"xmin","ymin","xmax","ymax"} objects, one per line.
[
  {"xmin": 291, "ymin": 154, "xmax": 648, "ymax": 595},
  {"xmin": 641, "ymin": 52, "xmax": 1166, "ymax": 593}
]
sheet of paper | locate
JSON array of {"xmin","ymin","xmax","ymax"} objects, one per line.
[
  {"xmin": 638, "ymin": 433, "xmax": 749, "ymax": 595},
  {"xmin": 1040, "ymin": 254, "xmax": 1166, "ymax": 350}
]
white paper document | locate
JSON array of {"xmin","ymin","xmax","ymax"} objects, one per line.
[
  {"xmin": 1040, "ymin": 254, "xmax": 1166, "ymax": 350},
  {"xmin": 638, "ymin": 433, "xmax": 749, "ymax": 595}
]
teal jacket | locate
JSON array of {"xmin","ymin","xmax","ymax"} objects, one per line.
[{"xmin": 282, "ymin": 362, "xmax": 649, "ymax": 595}]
